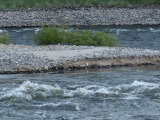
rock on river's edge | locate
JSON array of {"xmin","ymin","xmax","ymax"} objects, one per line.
[
  {"xmin": 1, "ymin": 6, "xmax": 160, "ymax": 27},
  {"xmin": 0, "ymin": 44, "xmax": 160, "ymax": 74}
]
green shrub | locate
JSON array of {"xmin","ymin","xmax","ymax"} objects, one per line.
[
  {"xmin": 0, "ymin": 32, "xmax": 11, "ymax": 44},
  {"xmin": 0, "ymin": 0, "xmax": 160, "ymax": 10},
  {"xmin": 33, "ymin": 25, "xmax": 62, "ymax": 45},
  {"xmin": 33, "ymin": 25, "xmax": 117, "ymax": 46},
  {"xmin": 93, "ymin": 31, "xmax": 117, "ymax": 46}
]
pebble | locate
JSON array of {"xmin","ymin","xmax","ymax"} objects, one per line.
[
  {"xmin": 0, "ymin": 44, "xmax": 160, "ymax": 73},
  {"xmin": 0, "ymin": 6, "xmax": 160, "ymax": 27}
]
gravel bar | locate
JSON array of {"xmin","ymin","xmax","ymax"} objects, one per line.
[
  {"xmin": 0, "ymin": 44, "xmax": 160, "ymax": 74},
  {"xmin": 0, "ymin": 6, "xmax": 160, "ymax": 27}
]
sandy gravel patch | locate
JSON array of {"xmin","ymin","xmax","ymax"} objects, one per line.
[{"xmin": 0, "ymin": 44, "xmax": 160, "ymax": 74}]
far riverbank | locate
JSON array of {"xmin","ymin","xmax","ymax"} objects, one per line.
[{"xmin": 0, "ymin": 6, "xmax": 160, "ymax": 27}]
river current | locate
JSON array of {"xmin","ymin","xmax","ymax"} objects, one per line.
[
  {"xmin": 0, "ymin": 26, "xmax": 160, "ymax": 120},
  {"xmin": 2, "ymin": 25, "xmax": 160, "ymax": 50}
]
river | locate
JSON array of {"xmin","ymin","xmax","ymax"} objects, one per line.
[
  {"xmin": 2, "ymin": 25, "xmax": 160, "ymax": 50},
  {"xmin": 0, "ymin": 26, "xmax": 160, "ymax": 120}
]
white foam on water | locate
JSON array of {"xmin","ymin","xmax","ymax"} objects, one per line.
[
  {"xmin": 116, "ymin": 80, "xmax": 159, "ymax": 91},
  {"xmin": 136, "ymin": 28, "xmax": 146, "ymax": 32},
  {"xmin": 22, "ymin": 28, "xmax": 35, "ymax": 31},
  {"xmin": 34, "ymin": 110, "xmax": 47, "ymax": 119},
  {"xmin": 65, "ymin": 87, "xmax": 95, "ymax": 97},
  {"xmin": 12, "ymin": 29, "xmax": 23, "ymax": 32},
  {"xmin": 0, "ymin": 81, "xmax": 118, "ymax": 101},
  {"xmin": 123, "ymin": 95, "xmax": 139, "ymax": 100},
  {"xmin": 118, "ymin": 29, "xmax": 129, "ymax": 32},
  {"xmin": 151, "ymin": 29, "xmax": 160, "ymax": 32},
  {"xmin": 117, "ymin": 29, "xmax": 129, "ymax": 34},
  {"xmin": 34, "ymin": 102, "xmax": 80, "ymax": 111},
  {"xmin": 34, "ymin": 28, "xmax": 40, "ymax": 33},
  {"xmin": 95, "ymin": 87, "xmax": 117, "ymax": 95},
  {"xmin": 1, "ymin": 80, "xmax": 160, "ymax": 101},
  {"xmin": 131, "ymin": 80, "xmax": 159, "ymax": 87},
  {"xmin": 108, "ymin": 28, "xmax": 129, "ymax": 35},
  {"xmin": 149, "ymin": 28, "xmax": 160, "ymax": 32},
  {"xmin": 115, "ymin": 80, "xmax": 160, "ymax": 99},
  {"xmin": 0, "ymin": 80, "xmax": 64, "ymax": 100},
  {"xmin": 65, "ymin": 85, "xmax": 119, "ymax": 98},
  {"xmin": 110, "ymin": 28, "xmax": 129, "ymax": 32},
  {"xmin": 68, "ymin": 85, "xmax": 80, "ymax": 89},
  {"xmin": 12, "ymin": 28, "xmax": 36, "ymax": 33}
]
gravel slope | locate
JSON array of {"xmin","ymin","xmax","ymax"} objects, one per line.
[
  {"xmin": 0, "ymin": 6, "xmax": 160, "ymax": 27},
  {"xmin": 1, "ymin": 44, "xmax": 160, "ymax": 74}
]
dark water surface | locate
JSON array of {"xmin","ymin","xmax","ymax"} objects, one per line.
[
  {"xmin": 1, "ymin": 25, "xmax": 160, "ymax": 50},
  {"xmin": 0, "ymin": 26, "xmax": 160, "ymax": 120},
  {"xmin": 82, "ymin": 25, "xmax": 160, "ymax": 50}
]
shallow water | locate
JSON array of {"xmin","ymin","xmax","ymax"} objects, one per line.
[
  {"xmin": 1, "ymin": 25, "xmax": 160, "ymax": 50},
  {"xmin": 0, "ymin": 66, "xmax": 160, "ymax": 120},
  {"xmin": 84, "ymin": 25, "xmax": 160, "ymax": 50}
]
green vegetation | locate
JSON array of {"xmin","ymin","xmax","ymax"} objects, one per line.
[
  {"xmin": 33, "ymin": 25, "xmax": 117, "ymax": 46},
  {"xmin": 0, "ymin": 0, "xmax": 159, "ymax": 10},
  {"xmin": 0, "ymin": 32, "xmax": 11, "ymax": 44}
]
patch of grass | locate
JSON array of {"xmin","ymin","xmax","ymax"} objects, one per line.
[
  {"xmin": 0, "ymin": 0, "xmax": 159, "ymax": 10},
  {"xmin": 33, "ymin": 25, "xmax": 117, "ymax": 46},
  {"xmin": 0, "ymin": 32, "xmax": 11, "ymax": 44}
]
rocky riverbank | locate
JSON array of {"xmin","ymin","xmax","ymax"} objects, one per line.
[
  {"xmin": 0, "ymin": 44, "xmax": 160, "ymax": 74},
  {"xmin": 0, "ymin": 6, "xmax": 160, "ymax": 27}
]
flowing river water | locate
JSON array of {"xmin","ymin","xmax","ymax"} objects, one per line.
[{"xmin": 0, "ymin": 26, "xmax": 160, "ymax": 120}]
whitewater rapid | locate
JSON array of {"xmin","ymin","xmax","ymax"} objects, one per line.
[
  {"xmin": 0, "ymin": 67, "xmax": 160, "ymax": 119},
  {"xmin": 1, "ymin": 80, "xmax": 160, "ymax": 101}
]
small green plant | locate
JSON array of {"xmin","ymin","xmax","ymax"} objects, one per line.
[
  {"xmin": 0, "ymin": 32, "xmax": 11, "ymax": 44},
  {"xmin": 33, "ymin": 24, "xmax": 117, "ymax": 46}
]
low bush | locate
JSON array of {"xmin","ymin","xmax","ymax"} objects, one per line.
[
  {"xmin": 33, "ymin": 25, "xmax": 62, "ymax": 45},
  {"xmin": 33, "ymin": 25, "xmax": 117, "ymax": 46},
  {"xmin": 0, "ymin": 32, "xmax": 11, "ymax": 44}
]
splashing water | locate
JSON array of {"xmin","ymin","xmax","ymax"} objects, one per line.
[
  {"xmin": 1, "ymin": 79, "xmax": 160, "ymax": 102},
  {"xmin": 0, "ymin": 63, "xmax": 160, "ymax": 120}
]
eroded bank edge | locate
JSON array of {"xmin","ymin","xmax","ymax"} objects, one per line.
[{"xmin": 1, "ymin": 56, "xmax": 160, "ymax": 74}]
